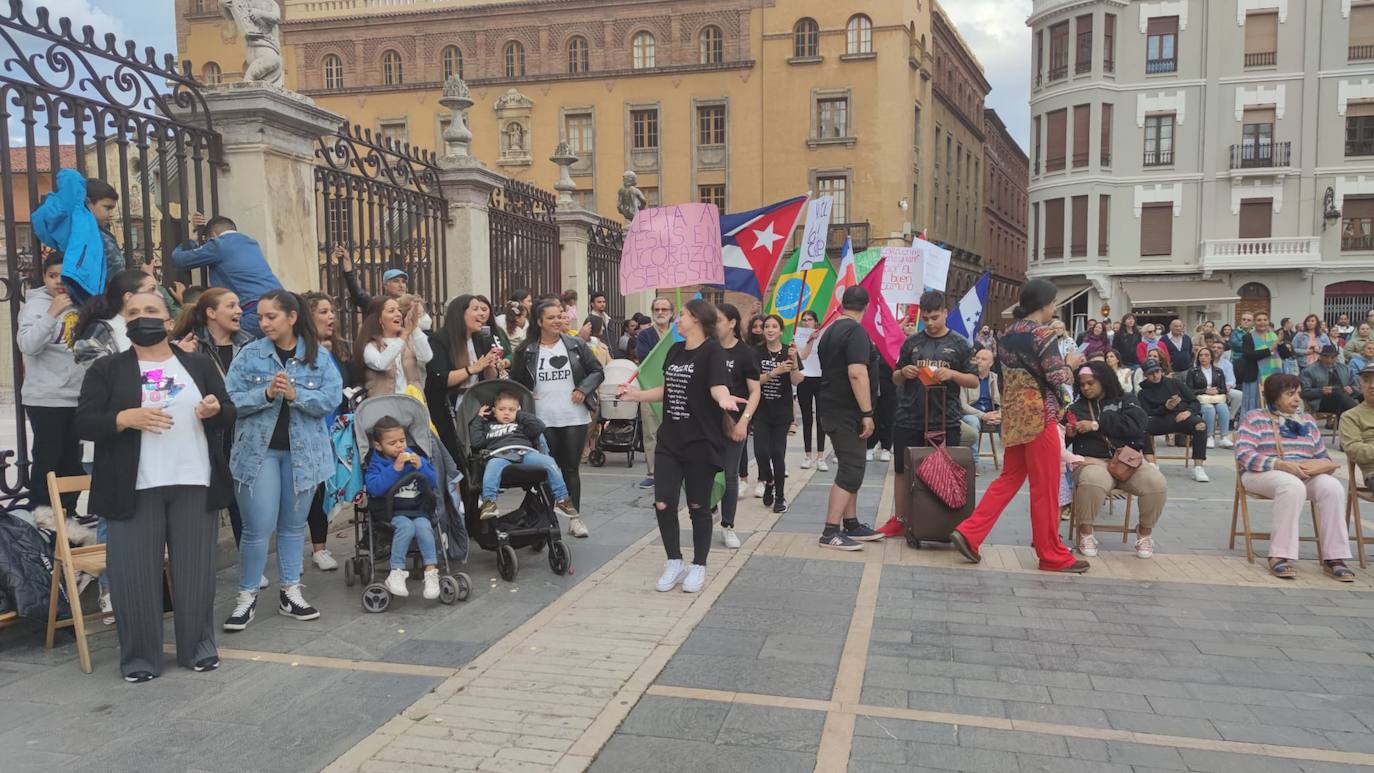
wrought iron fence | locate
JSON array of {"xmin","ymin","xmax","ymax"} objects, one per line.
[
  {"xmin": 587, "ymin": 215, "xmax": 624, "ymax": 343},
  {"xmin": 314, "ymin": 121, "xmax": 448, "ymax": 341},
  {"xmin": 488, "ymin": 180, "xmax": 558, "ymax": 305},
  {"xmin": 0, "ymin": 0, "xmax": 222, "ymax": 505}
]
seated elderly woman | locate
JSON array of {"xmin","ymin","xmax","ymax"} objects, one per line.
[
  {"xmin": 1063, "ymin": 361, "xmax": 1168, "ymax": 559},
  {"xmin": 1235, "ymin": 373, "xmax": 1355, "ymax": 581}
]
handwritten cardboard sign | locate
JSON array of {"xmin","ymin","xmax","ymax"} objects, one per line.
[
  {"xmin": 619, "ymin": 204, "xmax": 724, "ymax": 294},
  {"xmin": 798, "ymin": 195, "xmax": 834, "ymax": 270},
  {"xmin": 879, "ymin": 246, "xmax": 922, "ymax": 304}
]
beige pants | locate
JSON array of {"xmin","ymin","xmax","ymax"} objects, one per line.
[
  {"xmin": 1072, "ymin": 462, "xmax": 1168, "ymax": 530},
  {"xmin": 640, "ymin": 402, "xmax": 661, "ymax": 476},
  {"xmin": 1240, "ymin": 470, "xmax": 1351, "ymax": 561}
]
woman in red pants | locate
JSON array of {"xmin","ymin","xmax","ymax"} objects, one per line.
[{"xmin": 950, "ymin": 279, "xmax": 1090, "ymax": 573}]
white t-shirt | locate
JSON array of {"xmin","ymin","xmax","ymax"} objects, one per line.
[
  {"xmin": 795, "ymin": 326, "xmax": 822, "ymax": 377},
  {"xmin": 533, "ymin": 338, "xmax": 591, "ymax": 427},
  {"xmin": 136, "ymin": 356, "xmax": 210, "ymax": 491}
]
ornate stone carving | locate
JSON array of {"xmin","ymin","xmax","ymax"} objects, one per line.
[
  {"xmin": 551, "ymin": 141, "xmax": 578, "ymax": 207},
  {"xmin": 494, "ymin": 88, "xmax": 534, "ymax": 166},
  {"xmin": 221, "ymin": 0, "xmax": 284, "ymax": 87},
  {"xmin": 439, "ymin": 75, "xmax": 478, "ymax": 167},
  {"xmin": 617, "ymin": 170, "xmax": 646, "ymax": 223}
]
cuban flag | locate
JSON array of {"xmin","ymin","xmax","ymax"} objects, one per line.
[
  {"xmin": 947, "ymin": 272, "xmax": 991, "ymax": 341},
  {"xmin": 719, "ymin": 196, "xmax": 808, "ymax": 298}
]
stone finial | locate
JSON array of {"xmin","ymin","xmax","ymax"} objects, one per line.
[
  {"xmin": 439, "ymin": 75, "xmax": 477, "ymax": 166},
  {"xmin": 551, "ymin": 141, "xmax": 579, "ymax": 207}
]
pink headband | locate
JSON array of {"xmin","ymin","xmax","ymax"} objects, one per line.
[{"xmin": 1078, "ymin": 366, "xmax": 1094, "ymax": 376}]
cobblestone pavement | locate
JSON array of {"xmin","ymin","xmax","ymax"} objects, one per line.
[{"xmin": 7, "ymin": 438, "xmax": 1374, "ymax": 772}]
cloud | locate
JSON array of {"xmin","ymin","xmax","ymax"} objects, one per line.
[
  {"xmin": 29, "ymin": 0, "xmax": 130, "ymax": 42},
  {"xmin": 941, "ymin": 0, "xmax": 1033, "ymax": 151}
]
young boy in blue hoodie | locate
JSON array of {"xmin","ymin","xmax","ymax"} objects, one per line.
[{"xmin": 365, "ymin": 416, "xmax": 441, "ymax": 601}]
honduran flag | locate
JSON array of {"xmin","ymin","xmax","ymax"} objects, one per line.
[
  {"xmin": 718, "ymin": 196, "xmax": 808, "ymax": 298},
  {"xmin": 947, "ymin": 272, "xmax": 991, "ymax": 342}
]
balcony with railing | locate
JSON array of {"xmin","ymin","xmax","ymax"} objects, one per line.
[
  {"xmin": 1143, "ymin": 148, "xmax": 1174, "ymax": 167},
  {"xmin": 1348, "ymin": 139, "xmax": 1374, "ymax": 157},
  {"xmin": 1200, "ymin": 236, "xmax": 1320, "ymax": 273},
  {"xmin": 1146, "ymin": 57, "xmax": 1177, "ymax": 74},
  {"xmin": 1351, "ymin": 44, "xmax": 1374, "ymax": 62},
  {"xmin": 1229, "ymin": 141, "xmax": 1291, "ymax": 170},
  {"xmin": 1075, "ymin": 59, "xmax": 1091, "ymax": 74},
  {"xmin": 1244, "ymin": 51, "xmax": 1276, "ymax": 67},
  {"xmin": 1048, "ymin": 63, "xmax": 1068, "ymax": 81}
]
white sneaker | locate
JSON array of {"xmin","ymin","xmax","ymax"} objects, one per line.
[
  {"xmin": 1206, "ymin": 437, "xmax": 1215, "ymax": 449},
  {"xmin": 880, "ymin": 449, "xmax": 892, "ymax": 462},
  {"xmin": 1077, "ymin": 533, "xmax": 1099, "ymax": 557},
  {"xmin": 800, "ymin": 456, "xmax": 813, "ymax": 469},
  {"xmin": 682, "ymin": 564, "xmax": 706, "ymax": 593},
  {"xmin": 866, "ymin": 449, "xmax": 875, "ymax": 461},
  {"xmin": 568, "ymin": 516, "xmax": 589, "ymax": 538},
  {"xmin": 99, "ymin": 590, "xmax": 114, "ymax": 625},
  {"xmin": 385, "ymin": 568, "xmax": 409, "ymax": 597},
  {"xmin": 1220, "ymin": 437, "xmax": 1235, "ymax": 449},
  {"xmin": 753, "ymin": 483, "xmax": 765, "ymax": 498},
  {"xmin": 656, "ymin": 559, "xmax": 687, "ymax": 592},
  {"xmin": 1192, "ymin": 466, "xmax": 1210, "ymax": 483},
  {"xmin": 422, "ymin": 568, "xmax": 440, "ymax": 600},
  {"xmin": 722, "ymin": 528, "xmax": 741, "ymax": 549},
  {"xmin": 312, "ymin": 549, "xmax": 338, "ymax": 571},
  {"xmin": 1135, "ymin": 534, "xmax": 1156, "ymax": 559},
  {"xmin": 817, "ymin": 458, "xmax": 830, "ymax": 472}
]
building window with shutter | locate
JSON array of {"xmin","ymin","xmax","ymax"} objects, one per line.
[
  {"xmin": 1140, "ymin": 203, "xmax": 1173, "ymax": 256},
  {"xmin": 1100, "ymin": 103, "xmax": 1113, "ymax": 166},
  {"xmin": 1075, "ymin": 15, "xmax": 1093, "ymax": 74},
  {"xmin": 1071, "ymin": 195, "xmax": 1088, "ymax": 257},
  {"xmin": 1238, "ymin": 108, "xmax": 1275, "ymax": 167},
  {"xmin": 1143, "ymin": 114, "xmax": 1174, "ymax": 166},
  {"xmin": 1043, "ymin": 198, "xmax": 1064, "ymax": 259},
  {"xmin": 1048, "ymin": 22, "xmax": 1069, "ymax": 81},
  {"xmin": 1243, "ymin": 12, "xmax": 1277, "ymax": 67},
  {"xmin": 1238, "ymin": 199, "xmax": 1273, "ymax": 239},
  {"xmin": 1046, "ymin": 108, "xmax": 1067, "ymax": 171},
  {"xmin": 1098, "ymin": 195, "xmax": 1110, "ymax": 255},
  {"xmin": 1035, "ymin": 30, "xmax": 1044, "ymax": 86},
  {"xmin": 1072, "ymin": 104, "xmax": 1090, "ymax": 167},
  {"xmin": 698, "ymin": 185, "xmax": 725, "ymax": 209},
  {"xmin": 1145, "ymin": 16, "xmax": 1178, "ymax": 73},
  {"xmin": 1346, "ymin": 104, "xmax": 1374, "ymax": 156},
  {"xmin": 1343, "ymin": 197, "xmax": 1374, "ymax": 251},
  {"xmin": 1032, "ymin": 201, "xmax": 1040, "ymax": 259},
  {"xmin": 1103, "ymin": 14, "xmax": 1116, "ymax": 73},
  {"xmin": 631, "ymin": 109, "xmax": 659, "ymax": 150},
  {"xmin": 697, "ymin": 105, "xmax": 726, "ymax": 145},
  {"xmin": 1352, "ymin": 5, "xmax": 1374, "ymax": 61}
]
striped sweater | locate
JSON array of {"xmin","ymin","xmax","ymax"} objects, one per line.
[{"xmin": 1234, "ymin": 408, "xmax": 1329, "ymax": 472}]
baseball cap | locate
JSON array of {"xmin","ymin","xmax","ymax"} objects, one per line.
[
  {"xmin": 1321, "ymin": 343, "xmax": 1339, "ymax": 356},
  {"xmin": 1142, "ymin": 361, "xmax": 1162, "ymax": 375},
  {"xmin": 1362, "ymin": 363, "xmax": 1374, "ymax": 377},
  {"xmin": 382, "ymin": 269, "xmax": 408, "ymax": 282}
]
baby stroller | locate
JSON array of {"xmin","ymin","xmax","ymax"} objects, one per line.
[
  {"xmin": 589, "ymin": 359, "xmax": 640, "ymax": 468},
  {"xmin": 345, "ymin": 393, "xmax": 472, "ymax": 612},
  {"xmin": 453, "ymin": 380, "xmax": 570, "ymax": 582}
]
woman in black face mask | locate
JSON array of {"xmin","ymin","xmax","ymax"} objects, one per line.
[{"xmin": 76, "ymin": 291, "xmax": 237, "ymax": 683}]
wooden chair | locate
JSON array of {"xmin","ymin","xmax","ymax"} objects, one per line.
[
  {"xmin": 1229, "ymin": 461, "xmax": 1323, "ymax": 564},
  {"xmin": 44, "ymin": 473, "xmax": 107, "ymax": 673},
  {"xmin": 979, "ymin": 426, "xmax": 1001, "ymax": 470},
  {"xmin": 1065, "ymin": 488, "xmax": 1135, "ymax": 546},
  {"xmin": 1346, "ymin": 460, "xmax": 1374, "ymax": 569},
  {"xmin": 1151, "ymin": 433, "xmax": 1192, "ymax": 467}
]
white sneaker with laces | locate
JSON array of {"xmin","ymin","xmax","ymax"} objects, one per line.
[
  {"xmin": 722, "ymin": 528, "xmax": 741, "ymax": 549},
  {"xmin": 800, "ymin": 456, "xmax": 813, "ymax": 469},
  {"xmin": 682, "ymin": 564, "xmax": 706, "ymax": 593},
  {"xmin": 880, "ymin": 449, "xmax": 892, "ymax": 462},
  {"xmin": 1206, "ymin": 437, "xmax": 1215, "ymax": 449},
  {"xmin": 385, "ymin": 569, "xmax": 410, "ymax": 597},
  {"xmin": 259, "ymin": 575, "xmax": 270, "ymax": 590},
  {"xmin": 568, "ymin": 516, "xmax": 590, "ymax": 538},
  {"xmin": 866, "ymin": 449, "xmax": 875, "ymax": 461},
  {"xmin": 99, "ymin": 590, "xmax": 114, "ymax": 625},
  {"xmin": 753, "ymin": 483, "xmax": 765, "ymax": 498},
  {"xmin": 656, "ymin": 559, "xmax": 687, "ymax": 592},
  {"xmin": 312, "ymin": 549, "xmax": 339, "ymax": 571},
  {"xmin": 1135, "ymin": 534, "xmax": 1156, "ymax": 559},
  {"xmin": 1077, "ymin": 533, "xmax": 1099, "ymax": 557},
  {"xmin": 1192, "ymin": 465, "xmax": 1210, "ymax": 483},
  {"xmin": 422, "ymin": 568, "xmax": 440, "ymax": 600},
  {"xmin": 1220, "ymin": 437, "xmax": 1235, "ymax": 449},
  {"xmin": 817, "ymin": 458, "xmax": 831, "ymax": 472}
]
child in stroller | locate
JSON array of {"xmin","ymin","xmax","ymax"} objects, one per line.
[
  {"xmin": 469, "ymin": 389, "xmax": 581, "ymax": 529},
  {"xmin": 366, "ymin": 415, "xmax": 443, "ymax": 600}
]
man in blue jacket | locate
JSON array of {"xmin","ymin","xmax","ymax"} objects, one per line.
[{"xmin": 171, "ymin": 213, "xmax": 283, "ymax": 337}]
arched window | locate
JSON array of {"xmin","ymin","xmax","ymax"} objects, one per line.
[
  {"xmin": 441, "ymin": 45, "xmax": 463, "ymax": 80},
  {"xmin": 568, "ymin": 36, "xmax": 589, "ymax": 74},
  {"xmin": 381, "ymin": 50, "xmax": 402, "ymax": 85},
  {"xmin": 322, "ymin": 54, "xmax": 343, "ymax": 89},
  {"xmin": 505, "ymin": 41, "xmax": 526, "ymax": 78},
  {"xmin": 201, "ymin": 61, "xmax": 222, "ymax": 86},
  {"xmin": 699, "ymin": 25, "xmax": 723, "ymax": 65},
  {"xmin": 632, "ymin": 31, "xmax": 655, "ymax": 69},
  {"xmin": 793, "ymin": 18, "xmax": 819, "ymax": 58},
  {"xmin": 846, "ymin": 14, "xmax": 873, "ymax": 55}
]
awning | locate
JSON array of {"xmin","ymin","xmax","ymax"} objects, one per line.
[
  {"xmin": 1122, "ymin": 280, "xmax": 1239, "ymax": 306},
  {"xmin": 1001, "ymin": 282, "xmax": 1089, "ymax": 318}
]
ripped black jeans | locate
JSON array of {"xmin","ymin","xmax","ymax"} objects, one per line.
[{"xmin": 654, "ymin": 448, "xmax": 718, "ymax": 566}]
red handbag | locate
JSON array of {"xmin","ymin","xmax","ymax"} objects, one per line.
[{"xmin": 915, "ymin": 430, "xmax": 968, "ymax": 509}]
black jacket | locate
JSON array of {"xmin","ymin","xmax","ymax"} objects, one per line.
[
  {"xmin": 1062, "ymin": 395, "xmax": 1150, "ymax": 458},
  {"xmin": 510, "ymin": 333, "xmax": 606, "ymax": 415},
  {"xmin": 1112, "ymin": 330, "xmax": 1143, "ymax": 366},
  {"xmin": 1137, "ymin": 374, "xmax": 1200, "ymax": 419},
  {"xmin": 75, "ymin": 348, "xmax": 237, "ymax": 520},
  {"xmin": 1236, "ymin": 331, "xmax": 1273, "ymax": 384},
  {"xmin": 1183, "ymin": 365, "xmax": 1226, "ymax": 395},
  {"xmin": 468, "ymin": 410, "xmax": 546, "ymax": 457}
]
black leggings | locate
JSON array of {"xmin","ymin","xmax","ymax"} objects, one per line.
[
  {"xmin": 867, "ymin": 380, "xmax": 895, "ymax": 451},
  {"xmin": 721, "ymin": 439, "xmax": 745, "ymax": 528},
  {"xmin": 797, "ymin": 377, "xmax": 825, "ymax": 454},
  {"xmin": 654, "ymin": 449, "xmax": 716, "ymax": 565},
  {"xmin": 26, "ymin": 405, "xmax": 85, "ymax": 508},
  {"xmin": 753, "ymin": 417, "xmax": 789, "ymax": 494},
  {"xmin": 739, "ymin": 433, "xmax": 750, "ymax": 479},
  {"xmin": 544, "ymin": 423, "xmax": 589, "ymax": 507},
  {"xmin": 307, "ymin": 483, "xmax": 328, "ymax": 546}
]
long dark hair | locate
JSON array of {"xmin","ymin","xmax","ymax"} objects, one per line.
[
  {"xmin": 520, "ymin": 299, "xmax": 563, "ymax": 354},
  {"xmin": 171, "ymin": 286, "xmax": 236, "ymax": 341},
  {"xmin": 259, "ymin": 289, "xmax": 321, "ymax": 365},
  {"xmin": 1121, "ymin": 313, "xmax": 1137, "ymax": 332},
  {"xmin": 762, "ymin": 314, "xmax": 788, "ymax": 350},
  {"xmin": 75, "ymin": 268, "xmax": 148, "ymax": 339},
  {"xmin": 353, "ymin": 295, "xmax": 394, "ymax": 378},
  {"xmin": 745, "ymin": 313, "xmax": 766, "ymax": 347},
  {"xmin": 443, "ymin": 294, "xmax": 493, "ymax": 368},
  {"xmin": 1078, "ymin": 360, "xmax": 1123, "ymax": 401},
  {"xmin": 717, "ymin": 302, "xmax": 742, "ymax": 341},
  {"xmin": 683, "ymin": 298, "xmax": 719, "ymax": 340},
  {"xmin": 302, "ymin": 291, "xmax": 349, "ymax": 364},
  {"xmin": 1013, "ymin": 279, "xmax": 1057, "ymax": 320}
]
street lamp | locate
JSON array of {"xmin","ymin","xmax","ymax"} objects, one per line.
[{"xmin": 1323, "ymin": 186, "xmax": 1342, "ymax": 230}]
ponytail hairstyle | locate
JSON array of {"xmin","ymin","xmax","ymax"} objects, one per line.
[
  {"xmin": 1012, "ymin": 278, "xmax": 1058, "ymax": 320},
  {"xmin": 716, "ymin": 302, "xmax": 742, "ymax": 341},
  {"xmin": 75, "ymin": 268, "xmax": 149, "ymax": 339},
  {"xmin": 259, "ymin": 288, "xmax": 320, "ymax": 366},
  {"xmin": 683, "ymin": 298, "xmax": 719, "ymax": 340},
  {"xmin": 171, "ymin": 286, "xmax": 236, "ymax": 341}
]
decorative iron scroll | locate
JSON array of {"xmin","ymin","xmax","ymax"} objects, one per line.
[{"xmin": 314, "ymin": 121, "xmax": 441, "ymax": 195}]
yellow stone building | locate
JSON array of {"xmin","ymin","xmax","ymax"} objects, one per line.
[{"xmin": 177, "ymin": 0, "xmax": 1022, "ymax": 305}]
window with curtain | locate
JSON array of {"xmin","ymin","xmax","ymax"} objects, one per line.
[
  {"xmin": 1240, "ymin": 108, "xmax": 1275, "ymax": 166},
  {"xmin": 633, "ymin": 32, "xmax": 656, "ymax": 69},
  {"xmin": 505, "ymin": 42, "xmax": 526, "ymax": 78},
  {"xmin": 382, "ymin": 50, "xmax": 402, "ymax": 85},
  {"xmin": 1143, "ymin": 114, "xmax": 1174, "ymax": 166},
  {"xmin": 794, "ymin": 18, "xmax": 819, "ymax": 58},
  {"xmin": 442, "ymin": 46, "xmax": 462, "ymax": 80},
  {"xmin": 700, "ymin": 26, "xmax": 723, "ymax": 64},
  {"xmin": 846, "ymin": 14, "xmax": 872, "ymax": 54},
  {"xmin": 1343, "ymin": 197, "xmax": 1374, "ymax": 251},
  {"xmin": 1146, "ymin": 16, "xmax": 1178, "ymax": 73},
  {"xmin": 568, "ymin": 36, "xmax": 589, "ymax": 74}
]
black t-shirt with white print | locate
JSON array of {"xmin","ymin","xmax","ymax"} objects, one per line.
[
  {"xmin": 894, "ymin": 329, "xmax": 973, "ymax": 430},
  {"xmin": 657, "ymin": 339, "xmax": 731, "ymax": 469},
  {"xmin": 720, "ymin": 340, "xmax": 761, "ymax": 405},
  {"xmin": 756, "ymin": 343, "xmax": 795, "ymax": 425}
]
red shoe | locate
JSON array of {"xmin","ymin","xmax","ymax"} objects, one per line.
[{"xmin": 876, "ymin": 516, "xmax": 905, "ymax": 538}]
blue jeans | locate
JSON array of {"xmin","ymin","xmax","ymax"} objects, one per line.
[
  {"xmin": 482, "ymin": 451, "xmax": 568, "ymax": 501},
  {"xmin": 1201, "ymin": 401, "xmax": 1231, "ymax": 440},
  {"xmin": 235, "ymin": 449, "xmax": 314, "ymax": 592},
  {"xmin": 960, "ymin": 415, "xmax": 982, "ymax": 455},
  {"xmin": 389, "ymin": 513, "xmax": 436, "ymax": 569}
]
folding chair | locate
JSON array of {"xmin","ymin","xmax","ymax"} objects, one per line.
[
  {"xmin": 44, "ymin": 473, "xmax": 106, "ymax": 674},
  {"xmin": 979, "ymin": 426, "xmax": 1001, "ymax": 470},
  {"xmin": 1065, "ymin": 489, "xmax": 1135, "ymax": 545},
  {"xmin": 1150, "ymin": 433, "xmax": 1192, "ymax": 467},
  {"xmin": 1229, "ymin": 461, "xmax": 1323, "ymax": 564},
  {"xmin": 1346, "ymin": 460, "xmax": 1374, "ymax": 569}
]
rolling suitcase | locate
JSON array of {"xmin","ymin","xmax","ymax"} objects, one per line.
[{"xmin": 902, "ymin": 387, "xmax": 977, "ymax": 548}]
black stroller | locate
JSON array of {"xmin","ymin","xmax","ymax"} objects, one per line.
[
  {"xmin": 588, "ymin": 358, "xmax": 639, "ymax": 468},
  {"xmin": 454, "ymin": 380, "xmax": 570, "ymax": 582},
  {"xmin": 344, "ymin": 394, "xmax": 472, "ymax": 612}
]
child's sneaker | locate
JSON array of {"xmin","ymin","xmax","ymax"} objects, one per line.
[
  {"xmin": 385, "ymin": 569, "xmax": 409, "ymax": 597},
  {"xmin": 568, "ymin": 516, "xmax": 590, "ymax": 538},
  {"xmin": 478, "ymin": 500, "xmax": 499, "ymax": 520},
  {"xmin": 422, "ymin": 568, "xmax": 440, "ymax": 600},
  {"xmin": 555, "ymin": 498, "xmax": 580, "ymax": 517}
]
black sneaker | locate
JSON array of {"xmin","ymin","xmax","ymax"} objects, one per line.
[
  {"xmin": 193, "ymin": 657, "xmax": 220, "ymax": 673},
  {"xmin": 279, "ymin": 585, "xmax": 321, "ymax": 621},
  {"xmin": 123, "ymin": 671, "xmax": 156, "ymax": 684},
  {"xmin": 772, "ymin": 496, "xmax": 788, "ymax": 514},
  {"xmin": 762, "ymin": 484, "xmax": 774, "ymax": 508},
  {"xmin": 844, "ymin": 522, "xmax": 884, "ymax": 542},
  {"xmin": 819, "ymin": 531, "xmax": 864, "ymax": 551},
  {"xmin": 222, "ymin": 591, "xmax": 256, "ymax": 632}
]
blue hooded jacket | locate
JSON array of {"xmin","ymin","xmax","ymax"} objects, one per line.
[{"xmin": 31, "ymin": 169, "xmax": 106, "ymax": 304}]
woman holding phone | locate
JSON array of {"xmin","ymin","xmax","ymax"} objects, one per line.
[
  {"xmin": 425, "ymin": 294, "xmax": 501, "ymax": 459},
  {"xmin": 755, "ymin": 315, "xmax": 802, "ymax": 515}
]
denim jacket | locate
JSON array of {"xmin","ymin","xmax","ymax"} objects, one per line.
[{"xmin": 225, "ymin": 336, "xmax": 343, "ymax": 493}]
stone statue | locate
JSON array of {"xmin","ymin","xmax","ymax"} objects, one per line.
[
  {"xmin": 617, "ymin": 170, "xmax": 647, "ymax": 223},
  {"xmin": 222, "ymin": 0, "xmax": 284, "ymax": 87}
]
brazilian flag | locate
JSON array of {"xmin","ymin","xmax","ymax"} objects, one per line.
[{"xmin": 766, "ymin": 249, "xmax": 836, "ymax": 343}]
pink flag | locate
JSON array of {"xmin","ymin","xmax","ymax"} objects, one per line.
[{"xmin": 859, "ymin": 258, "xmax": 905, "ymax": 368}]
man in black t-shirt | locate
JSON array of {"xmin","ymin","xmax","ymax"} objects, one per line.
[
  {"xmin": 884, "ymin": 290, "xmax": 978, "ymax": 536},
  {"xmin": 816, "ymin": 286, "xmax": 882, "ymax": 550}
]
